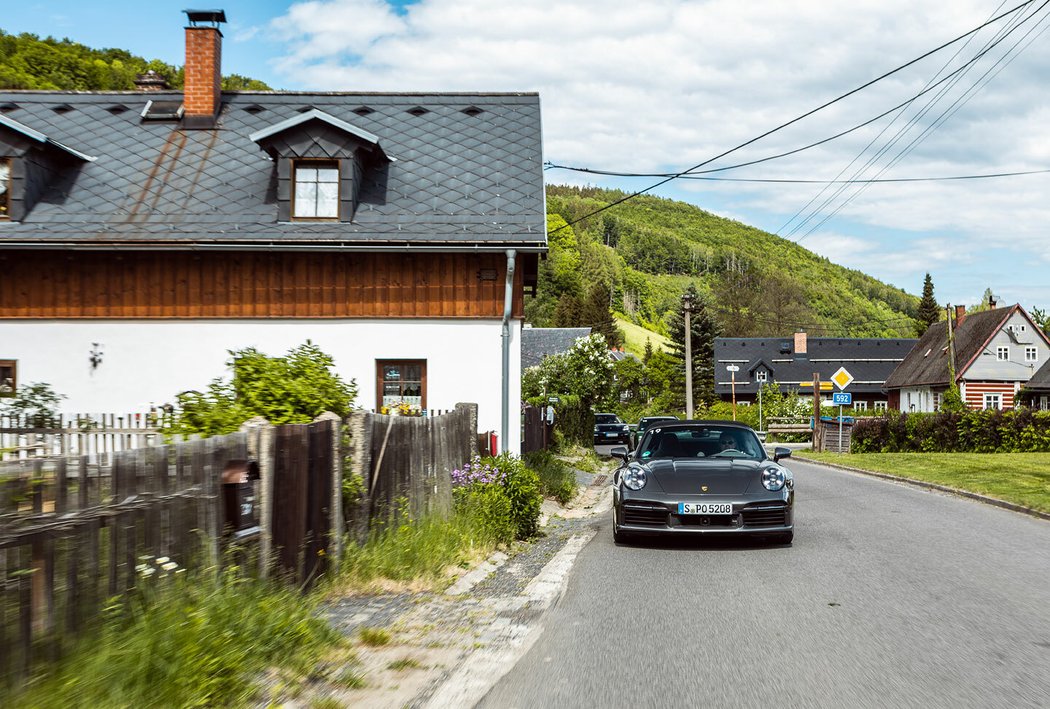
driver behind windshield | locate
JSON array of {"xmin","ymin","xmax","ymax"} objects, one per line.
[{"xmin": 718, "ymin": 433, "xmax": 738, "ymax": 451}]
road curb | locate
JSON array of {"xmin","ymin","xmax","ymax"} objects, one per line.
[{"xmin": 795, "ymin": 454, "xmax": 1050, "ymax": 522}]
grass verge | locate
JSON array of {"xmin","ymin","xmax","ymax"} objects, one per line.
[
  {"xmin": 9, "ymin": 566, "xmax": 340, "ymax": 708},
  {"xmin": 524, "ymin": 450, "xmax": 578, "ymax": 504},
  {"xmin": 798, "ymin": 451, "xmax": 1050, "ymax": 514}
]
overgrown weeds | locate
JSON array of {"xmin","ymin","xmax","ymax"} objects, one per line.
[
  {"xmin": 10, "ymin": 565, "xmax": 339, "ymax": 708},
  {"xmin": 524, "ymin": 450, "xmax": 578, "ymax": 504}
]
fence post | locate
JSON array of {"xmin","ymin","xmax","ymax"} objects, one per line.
[
  {"xmin": 241, "ymin": 417, "xmax": 275, "ymax": 579},
  {"xmin": 313, "ymin": 412, "xmax": 344, "ymax": 572},
  {"xmin": 346, "ymin": 409, "xmax": 372, "ymax": 544}
]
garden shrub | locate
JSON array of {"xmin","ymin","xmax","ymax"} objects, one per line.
[
  {"xmin": 454, "ymin": 482, "xmax": 515, "ymax": 545},
  {"xmin": 488, "ymin": 454, "xmax": 543, "ymax": 539},
  {"xmin": 850, "ymin": 409, "xmax": 1050, "ymax": 453}
]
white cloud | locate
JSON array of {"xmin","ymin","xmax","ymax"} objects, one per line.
[{"xmin": 267, "ymin": 0, "xmax": 1050, "ymax": 307}]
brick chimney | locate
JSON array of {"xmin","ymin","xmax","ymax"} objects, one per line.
[
  {"xmin": 955, "ymin": 304, "xmax": 966, "ymax": 324},
  {"xmin": 793, "ymin": 330, "xmax": 808, "ymax": 355},
  {"xmin": 182, "ymin": 10, "xmax": 227, "ymax": 128}
]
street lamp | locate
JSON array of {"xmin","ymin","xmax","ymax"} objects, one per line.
[
  {"xmin": 682, "ymin": 291, "xmax": 694, "ymax": 419},
  {"xmin": 726, "ymin": 365, "xmax": 739, "ymax": 420}
]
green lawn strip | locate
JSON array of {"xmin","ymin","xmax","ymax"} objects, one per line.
[{"xmin": 798, "ymin": 452, "xmax": 1050, "ymax": 514}]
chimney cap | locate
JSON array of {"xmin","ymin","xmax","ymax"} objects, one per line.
[{"xmin": 184, "ymin": 9, "xmax": 227, "ymax": 26}]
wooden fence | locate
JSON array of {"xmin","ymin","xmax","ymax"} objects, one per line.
[
  {"xmin": 1, "ymin": 405, "xmax": 477, "ymax": 687},
  {"xmin": 0, "ymin": 413, "xmax": 163, "ymax": 461}
]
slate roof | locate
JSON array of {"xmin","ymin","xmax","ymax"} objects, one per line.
[
  {"xmin": 1026, "ymin": 359, "xmax": 1050, "ymax": 392},
  {"xmin": 883, "ymin": 307, "xmax": 1016, "ymax": 389},
  {"xmin": 714, "ymin": 337, "xmax": 918, "ymax": 395},
  {"xmin": 0, "ymin": 91, "xmax": 545, "ymax": 249},
  {"xmin": 521, "ymin": 327, "xmax": 591, "ymax": 369}
]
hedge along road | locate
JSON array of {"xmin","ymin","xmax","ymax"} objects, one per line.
[{"xmin": 478, "ymin": 459, "xmax": 1050, "ymax": 708}]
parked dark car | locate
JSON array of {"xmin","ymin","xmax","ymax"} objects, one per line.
[
  {"xmin": 631, "ymin": 415, "xmax": 679, "ymax": 448},
  {"xmin": 593, "ymin": 413, "xmax": 631, "ymax": 445},
  {"xmin": 611, "ymin": 421, "xmax": 794, "ymax": 544}
]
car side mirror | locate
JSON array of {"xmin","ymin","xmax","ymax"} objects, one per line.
[
  {"xmin": 773, "ymin": 447, "xmax": 792, "ymax": 463},
  {"xmin": 610, "ymin": 446, "xmax": 629, "ymax": 462}
]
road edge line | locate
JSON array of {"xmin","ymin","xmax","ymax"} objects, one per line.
[
  {"xmin": 795, "ymin": 455, "xmax": 1050, "ymax": 522},
  {"xmin": 420, "ymin": 529, "xmax": 597, "ymax": 708}
]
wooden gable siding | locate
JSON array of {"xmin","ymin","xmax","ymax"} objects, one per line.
[
  {"xmin": 0, "ymin": 250, "xmax": 525, "ymax": 319},
  {"xmin": 963, "ymin": 381, "xmax": 1018, "ymax": 409}
]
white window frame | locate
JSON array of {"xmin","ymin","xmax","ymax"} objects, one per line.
[
  {"xmin": 983, "ymin": 393, "xmax": 1002, "ymax": 410},
  {"xmin": 874, "ymin": 401, "xmax": 888, "ymax": 413},
  {"xmin": 932, "ymin": 392, "xmax": 942, "ymax": 411},
  {"xmin": 0, "ymin": 158, "xmax": 10, "ymax": 219},
  {"xmin": 996, "ymin": 346, "xmax": 1009, "ymax": 361},
  {"xmin": 292, "ymin": 160, "xmax": 340, "ymax": 220},
  {"xmin": 854, "ymin": 400, "xmax": 868, "ymax": 411},
  {"xmin": 1041, "ymin": 395, "xmax": 1049, "ymax": 411},
  {"xmin": 756, "ymin": 370, "xmax": 768, "ymax": 383},
  {"xmin": 1025, "ymin": 347, "xmax": 1038, "ymax": 362}
]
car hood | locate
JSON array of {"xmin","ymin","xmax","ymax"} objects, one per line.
[{"xmin": 641, "ymin": 458, "xmax": 764, "ymax": 495}]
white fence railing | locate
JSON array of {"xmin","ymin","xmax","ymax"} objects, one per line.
[{"xmin": 0, "ymin": 412, "xmax": 164, "ymax": 460}]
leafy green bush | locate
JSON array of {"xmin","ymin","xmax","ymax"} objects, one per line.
[
  {"xmin": 852, "ymin": 409, "xmax": 1050, "ymax": 453},
  {"xmin": 488, "ymin": 454, "xmax": 543, "ymax": 539},
  {"xmin": 166, "ymin": 341, "xmax": 357, "ymax": 436},
  {"xmin": 12, "ymin": 566, "xmax": 337, "ymax": 708},
  {"xmin": 524, "ymin": 450, "xmax": 578, "ymax": 505},
  {"xmin": 454, "ymin": 482, "xmax": 515, "ymax": 545}
]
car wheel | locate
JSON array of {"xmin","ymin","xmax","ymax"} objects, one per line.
[{"xmin": 773, "ymin": 531, "xmax": 793, "ymax": 545}]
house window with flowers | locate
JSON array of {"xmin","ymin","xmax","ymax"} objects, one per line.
[{"xmin": 376, "ymin": 359, "xmax": 426, "ymax": 415}]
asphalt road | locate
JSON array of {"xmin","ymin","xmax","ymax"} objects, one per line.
[{"xmin": 479, "ymin": 459, "xmax": 1050, "ymax": 708}]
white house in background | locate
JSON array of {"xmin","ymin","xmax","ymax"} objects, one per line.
[
  {"xmin": 884, "ymin": 305, "xmax": 1050, "ymax": 411},
  {"xmin": 0, "ymin": 10, "xmax": 545, "ymax": 453}
]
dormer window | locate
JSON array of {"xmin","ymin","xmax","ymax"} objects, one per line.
[
  {"xmin": 293, "ymin": 160, "xmax": 339, "ymax": 220},
  {"xmin": 756, "ymin": 370, "xmax": 768, "ymax": 383},
  {"xmin": 0, "ymin": 159, "xmax": 9, "ymax": 219}
]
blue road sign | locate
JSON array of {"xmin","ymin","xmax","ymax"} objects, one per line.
[{"xmin": 832, "ymin": 392, "xmax": 852, "ymax": 406}]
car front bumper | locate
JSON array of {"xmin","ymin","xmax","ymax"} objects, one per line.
[{"xmin": 613, "ymin": 490, "xmax": 793, "ymax": 536}]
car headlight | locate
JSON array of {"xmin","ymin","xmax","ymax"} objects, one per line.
[
  {"xmin": 622, "ymin": 467, "xmax": 647, "ymax": 491},
  {"xmin": 762, "ymin": 466, "xmax": 786, "ymax": 491}
]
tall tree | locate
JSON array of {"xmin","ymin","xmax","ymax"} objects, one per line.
[
  {"xmin": 915, "ymin": 273, "xmax": 940, "ymax": 336},
  {"xmin": 668, "ymin": 285, "xmax": 721, "ymax": 409},
  {"xmin": 580, "ymin": 282, "xmax": 623, "ymax": 347}
]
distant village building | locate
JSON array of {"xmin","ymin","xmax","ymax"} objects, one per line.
[
  {"xmin": 520, "ymin": 327, "xmax": 591, "ymax": 369},
  {"xmin": 884, "ymin": 305, "xmax": 1050, "ymax": 411},
  {"xmin": 714, "ymin": 332, "xmax": 917, "ymax": 411}
]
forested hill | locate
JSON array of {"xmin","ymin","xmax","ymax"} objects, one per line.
[
  {"xmin": 534, "ymin": 185, "xmax": 919, "ymax": 340},
  {"xmin": 0, "ymin": 29, "xmax": 270, "ymax": 91}
]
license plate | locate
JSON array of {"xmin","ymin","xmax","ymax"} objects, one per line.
[
  {"xmin": 605, "ymin": 432, "xmax": 618, "ymax": 437},
  {"xmin": 678, "ymin": 502, "xmax": 732, "ymax": 515}
]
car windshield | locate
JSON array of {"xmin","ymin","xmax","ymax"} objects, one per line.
[
  {"xmin": 639, "ymin": 417, "xmax": 674, "ymax": 430},
  {"xmin": 595, "ymin": 414, "xmax": 622, "ymax": 424},
  {"xmin": 639, "ymin": 426, "xmax": 764, "ymax": 461}
]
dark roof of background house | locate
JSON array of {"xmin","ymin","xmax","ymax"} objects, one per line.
[
  {"xmin": 1026, "ymin": 358, "xmax": 1050, "ymax": 392},
  {"xmin": 884, "ymin": 307, "xmax": 1016, "ymax": 389},
  {"xmin": 521, "ymin": 327, "xmax": 591, "ymax": 369},
  {"xmin": 714, "ymin": 337, "xmax": 917, "ymax": 395},
  {"xmin": 0, "ymin": 91, "xmax": 545, "ymax": 248}
]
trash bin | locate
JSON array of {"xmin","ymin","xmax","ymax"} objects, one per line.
[{"xmin": 221, "ymin": 459, "xmax": 261, "ymax": 541}]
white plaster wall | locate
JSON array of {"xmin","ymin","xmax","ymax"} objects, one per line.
[
  {"xmin": 901, "ymin": 386, "xmax": 936, "ymax": 412},
  {"xmin": 0, "ymin": 318, "xmax": 521, "ymax": 454}
]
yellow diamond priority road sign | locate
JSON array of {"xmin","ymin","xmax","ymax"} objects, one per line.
[{"xmin": 831, "ymin": 367, "xmax": 854, "ymax": 390}]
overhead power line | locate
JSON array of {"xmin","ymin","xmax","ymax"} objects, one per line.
[
  {"xmin": 551, "ymin": 167, "xmax": 1050, "ymax": 185},
  {"xmin": 547, "ymin": 0, "xmax": 1037, "ymax": 233}
]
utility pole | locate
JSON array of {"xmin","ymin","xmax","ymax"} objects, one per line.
[
  {"xmin": 683, "ymin": 292, "xmax": 694, "ymax": 419},
  {"xmin": 812, "ymin": 372, "xmax": 822, "ymax": 452}
]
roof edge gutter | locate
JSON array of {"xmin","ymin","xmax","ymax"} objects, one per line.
[{"xmin": 0, "ymin": 241, "xmax": 548, "ymax": 254}]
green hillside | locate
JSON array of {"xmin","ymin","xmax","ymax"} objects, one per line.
[
  {"xmin": 530, "ymin": 185, "xmax": 919, "ymax": 340},
  {"xmin": 0, "ymin": 29, "xmax": 270, "ymax": 91}
]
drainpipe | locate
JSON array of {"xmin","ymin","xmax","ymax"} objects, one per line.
[{"xmin": 501, "ymin": 250, "xmax": 517, "ymax": 454}]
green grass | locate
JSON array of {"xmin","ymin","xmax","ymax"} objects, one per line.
[
  {"xmin": 524, "ymin": 450, "xmax": 578, "ymax": 504},
  {"xmin": 387, "ymin": 657, "xmax": 424, "ymax": 671},
  {"xmin": 10, "ymin": 567, "xmax": 340, "ymax": 709},
  {"xmin": 615, "ymin": 316, "xmax": 671, "ymax": 357},
  {"xmin": 358, "ymin": 627, "xmax": 391, "ymax": 647},
  {"xmin": 798, "ymin": 451, "xmax": 1050, "ymax": 513}
]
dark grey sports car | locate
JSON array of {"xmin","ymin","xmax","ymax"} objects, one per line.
[{"xmin": 611, "ymin": 421, "xmax": 794, "ymax": 544}]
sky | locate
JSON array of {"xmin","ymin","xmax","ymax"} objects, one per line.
[{"xmin": 5, "ymin": 0, "xmax": 1050, "ymax": 312}]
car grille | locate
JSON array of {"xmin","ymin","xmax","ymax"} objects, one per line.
[
  {"xmin": 622, "ymin": 504, "xmax": 668, "ymax": 527},
  {"xmin": 676, "ymin": 514, "xmax": 736, "ymax": 528},
  {"xmin": 742, "ymin": 506, "xmax": 788, "ymax": 527}
]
